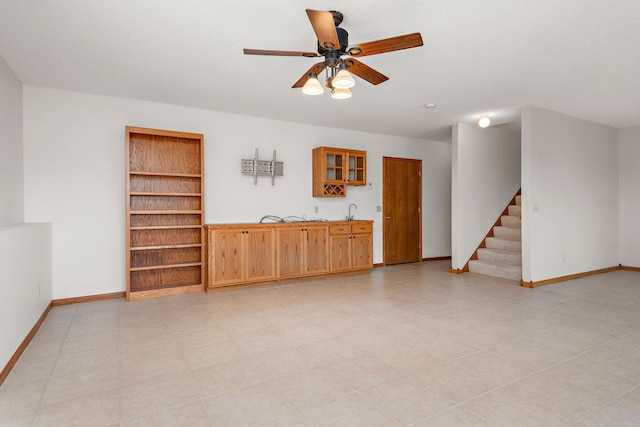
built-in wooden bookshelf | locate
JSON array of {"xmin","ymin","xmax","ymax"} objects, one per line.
[{"xmin": 125, "ymin": 127, "xmax": 204, "ymax": 301}]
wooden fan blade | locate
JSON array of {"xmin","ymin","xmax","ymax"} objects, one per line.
[
  {"xmin": 292, "ymin": 62, "xmax": 327, "ymax": 88},
  {"xmin": 306, "ymin": 9, "xmax": 340, "ymax": 51},
  {"xmin": 348, "ymin": 33, "xmax": 423, "ymax": 57},
  {"xmin": 243, "ymin": 48, "xmax": 319, "ymax": 57},
  {"xmin": 346, "ymin": 59, "xmax": 389, "ymax": 85}
]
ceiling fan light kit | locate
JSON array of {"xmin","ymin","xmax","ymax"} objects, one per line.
[
  {"xmin": 244, "ymin": 9, "xmax": 423, "ymax": 99},
  {"xmin": 331, "ymin": 87, "xmax": 352, "ymax": 99},
  {"xmin": 302, "ymin": 72, "xmax": 324, "ymax": 95}
]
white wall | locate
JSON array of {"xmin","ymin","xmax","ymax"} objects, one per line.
[
  {"xmin": 451, "ymin": 122, "xmax": 521, "ymax": 270},
  {"xmin": 23, "ymin": 86, "xmax": 452, "ymax": 299},
  {"xmin": 0, "ymin": 224, "xmax": 52, "ymax": 371},
  {"xmin": 521, "ymin": 106, "xmax": 619, "ymax": 282},
  {"xmin": 619, "ymin": 126, "xmax": 640, "ymax": 268},
  {"xmin": 0, "ymin": 55, "xmax": 24, "ymax": 225}
]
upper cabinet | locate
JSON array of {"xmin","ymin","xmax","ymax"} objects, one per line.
[{"xmin": 312, "ymin": 146, "xmax": 367, "ymax": 197}]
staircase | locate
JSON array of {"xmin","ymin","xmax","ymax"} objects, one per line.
[{"xmin": 469, "ymin": 195, "xmax": 522, "ymax": 281}]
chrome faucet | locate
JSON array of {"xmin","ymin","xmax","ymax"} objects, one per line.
[{"xmin": 347, "ymin": 203, "xmax": 358, "ymax": 221}]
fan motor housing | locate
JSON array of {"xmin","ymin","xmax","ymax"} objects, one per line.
[{"xmin": 318, "ymin": 27, "xmax": 349, "ymax": 54}]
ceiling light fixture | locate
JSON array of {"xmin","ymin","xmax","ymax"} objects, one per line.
[
  {"xmin": 331, "ymin": 87, "xmax": 352, "ymax": 99},
  {"xmin": 478, "ymin": 116, "xmax": 491, "ymax": 128},
  {"xmin": 302, "ymin": 72, "xmax": 324, "ymax": 95},
  {"xmin": 332, "ymin": 63, "xmax": 355, "ymax": 89}
]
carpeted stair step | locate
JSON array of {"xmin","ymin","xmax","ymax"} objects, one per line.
[
  {"xmin": 469, "ymin": 259, "xmax": 522, "ymax": 281},
  {"xmin": 485, "ymin": 236, "xmax": 522, "ymax": 252},
  {"xmin": 477, "ymin": 248, "xmax": 522, "ymax": 265},
  {"xmin": 501, "ymin": 215, "xmax": 521, "ymax": 229},
  {"xmin": 515, "ymin": 195, "xmax": 521, "ymax": 205},
  {"xmin": 508, "ymin": 204, "xmax": 521, "ymax": 217},
  {"xmin": 493, "ymin": 226, "xmax": 521, "ymax": 239}
]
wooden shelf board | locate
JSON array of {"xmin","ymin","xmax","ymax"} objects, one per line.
[
  {"xmin": 129, "ymin": 171, "xmax": 202, "ymax": 178},
  {"xmin": 130, "ymin": 210, "xmax": 203, "ymax": 215},
  {"xmin": 130, "ymin": 243, "xmax": 202, "ymax": 251},
  {"xmin": 130, "ymin": 192, "xmax": 202, "ymax": 197},
  {"xmin": 130, "ymin": 225, "xmax": 202, "ymax": 230},
  {"xmin": 130, "ymin": 262, "xmax": 202, "ymax": 272}
]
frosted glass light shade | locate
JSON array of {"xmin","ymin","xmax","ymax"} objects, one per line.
[
  {"xmin": 302, "ymin": 74, "xmax": 324, "ymax": 95},
  {"xmin": 331, "ymin": 88, "xmax": 352, "ymax": 99},
  {"xmin": 478, "ymin": 116, "xmax": 491, "ymax": 128},
  {"xmin": 332, "ymin": 69, "xmax": 355, "ymax": 89}
]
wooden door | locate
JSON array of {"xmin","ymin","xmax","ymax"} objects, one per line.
[{"xmin": 383, "ymin": 157, "xmax": 422, "ymax": 265}]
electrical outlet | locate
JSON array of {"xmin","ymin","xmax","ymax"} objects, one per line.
[
  {"xmin": 376, "ymin": 206, "xmax": 382, "ymax": 212},
  {"xmin": 314, "ymin": 206, "xmax": 319, "ymax": 213}
]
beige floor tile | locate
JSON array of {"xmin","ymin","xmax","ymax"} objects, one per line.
[
  {"xmin": 463, "ymin": 387, "xmax": 569, "ymax": 426},
  {"xmin": 413, "ymin": 406, "xmax": 493, "ymax": 426},
  {"xmin": 408, "ymin": 332, "xmax": 483, "ymax": 360},
  {"xmin": 0, "ymin": 408, "xmax": 36, "ymax": 427},
  {"xmin": 181, "ymin": 339, "xmax": 244, "ymax": 371},
  {"xmin": 202, "ymin": 381, "xmax": 292, "ymax": 426},
  {"xmin": 579, "ymin": 398, "xmax": 640, "ymax": 427},
  {"xmin": 269, "ymin": 367, "xmax": 353, "ymax": 411},
  {"xmin": 297, "ymin": 336, "xmax": 365, "ymax": 366},
  {"xmin": 358, "ymin": 376, "xmax": 455, "ymax": 425},
  {"xmin": 120, "ymin": 350, "xmax": 188, "ymax": 388},
  {"xmin": 33, "ymin": 389, "xmax": 119, "ymax": 427},
  {"xmin": 120, "ymin": 400, "xmax": 211, "ymax": 427},
  {"xmin": 371, "ymin": 342, "xmax": 444, "ymax": 374},
  {"xmin": 191, "ymin": 358, "xmax": 269, "ymax": 398},
  {"xmin": 171, "ymin": 325, "xmax": 231, "ymax": 349},
  {"xmin": 247, "ymin": 347, "xmax": 317, "ymax": 379},
  {"xmin": 232, "ymin": 330, "xmax": 293, "ymax": 355},
  {"xmin": 573, "ymin": 348, "xmax": 640, "ymax": 381},
  {"xmin": 412, "ymin": 362, "xmax": 499, "ymax": 403},
  {"xmin": 326, "ymin": 353, "xmax": 404, "ymax": 391},
  {"xmin": 451, "ymin": 351, "xmax": 537, "ymax": 385},
  {"xmin": 0, "ymin": 379, "xmax": 47, "ymax": 415},
  {"xmin": 257, "ymin": 413, "xmax": 306, "ymax": 426},
  {"xmin": 119, "ymin": 373, "xmax": 199, "ymax": 420},
  {"xmin": 3, "ymin": 354, "xmax": 56, "ymax": 387},
  {"xmin": 119, "ymin": 333, "xmax": 178, "ymax": 362},
  {"xmin": 40, "ymin": 364, "xmax": 119, "ymax": 406},
  {"xmin": 298, "ymin": 392, "xmax": 399, "ymax": 426},
  {"xmin": 52, "ymin": 344, "xmax": 119, "ymax": 377}
]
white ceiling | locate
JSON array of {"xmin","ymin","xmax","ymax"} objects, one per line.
[{"xmin": 1, "ymin": 0, "xmax": 639, "ymax": 141}]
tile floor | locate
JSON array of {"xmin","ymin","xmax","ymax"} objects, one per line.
[{"xmin": 1, "ymin": 260, "xmax": 640, "ymax": 426}]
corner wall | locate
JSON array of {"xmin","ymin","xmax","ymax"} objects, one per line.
[
  {"xmin": 0, "ymin": 224, "xmax": 52, "ymax": 372},
  {"xmin": 0, "ymin": 55, "xmax": 24, "ymax": 225},
  {"xmin": 619, "ymin": 126, "xmax": 640, "ymax": 268},
  {"xmin": 451, "ymin": 122, "xmax": 521, "ymax": 270},
  {"xmin": 521, "ymin": 106, "xmax": 619, "ymax": 282}
]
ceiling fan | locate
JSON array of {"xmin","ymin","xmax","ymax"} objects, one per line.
[{"xmin": 243, "ymin": 9, "xmax": 423, "ymax": 99}]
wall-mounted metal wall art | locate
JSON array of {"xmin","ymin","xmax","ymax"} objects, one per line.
[{"xmin": 241, "ymin": 148, "xmax": 284, "ymax": 185}]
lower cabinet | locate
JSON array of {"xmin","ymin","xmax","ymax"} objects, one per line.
[
  {"xmin": 205, "ymin": 221, "xmax": 372, "ymax": 289},
  {"xmin": 276, "ymin": 223, "xmax": 330, "ymax": 278},
  {"xmin": 329, "ymin": 222, "xmax": 374, "ymax": 272},
  {"xmin": 206, "ymin": 225, "xmax": 275, "ymax": 287}
]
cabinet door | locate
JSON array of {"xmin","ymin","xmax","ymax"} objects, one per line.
[
  {"xmin": 351, "ymin": 233, "xmax": 373, "ymax": 270},
  {"xmin": 329, "ymin": 234, "xmax": 352, "ymax": 272},
  {"xmin": 209, "ymin": 229, "xmax": 244, "ymax": 286},
  {"xmin": 245, "ymin": 227, "xmax": 276, "ymax": 282},
  {"xmin": 304, "ymin": 225, "xmax": 329, "ymax": 275},
  {"xmin": 277, "ymin": 226, "xmax": 304, "ymax": 278},
  {"xmin": 323, "ymin": 149, "xmax": 347, "ymax": 183},
  {"xmin": 347, "ymin": 151, "xmax": 367, "ymax": 186}
]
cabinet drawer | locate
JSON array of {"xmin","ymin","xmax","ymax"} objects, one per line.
[
  {"xmin": 329, "ymin": 224, "xmax": 351, "ymax": 235},
  {"xmin": 351, "ymin": 223, "xmax": 372, "ymax": 234}
]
